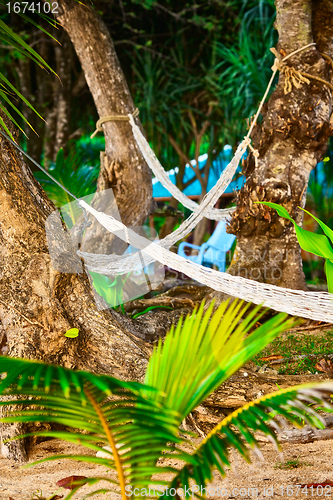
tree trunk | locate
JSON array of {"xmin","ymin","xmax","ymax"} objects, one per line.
[
  {"xmin": 192, "ymin": 214, "xmax": 207, "ymax": 247},
  {"xmin": 16, "ymin": 30, "xmax": 54, "ymax": 166},
  {"xmin": 158, "ymin": 197, "xmax": 180, "ymax": 240},
  {"xmin": 226, "ymin": 0, "xmax": 333, "ymax": 290},
  {"xmin": 52, "ymin": 0, "xmax": 153, "ymax": 254},
  {"xmin": 0, "ymin": 116, "xmax": 151, "ymax": 461}
]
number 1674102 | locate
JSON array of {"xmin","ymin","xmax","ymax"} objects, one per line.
[{"xmin": 6, "ymin": 2, "xmax": 58, "ymax": 14}]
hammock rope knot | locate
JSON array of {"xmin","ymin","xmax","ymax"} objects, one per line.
[
  {"xmin": 270, "ymin": 45, "xmax": 333, "ymax": 95},
  {"xmin": 90, "ymin": 108, "xmax": 140, "ymax": 139}
]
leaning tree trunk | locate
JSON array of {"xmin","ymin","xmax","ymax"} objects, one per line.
[
  {"xmin": 49, "ymin": 0, "xmax": 153, "ymax": 255},
  {"xmin": 0, "ymin": 117, "xmax": 151, "ymax": 462},
  {"xmin": 226, "ymin": 0, "xmax": 333, "ymax": 290}
]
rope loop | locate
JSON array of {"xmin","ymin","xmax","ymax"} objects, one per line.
[
  {"xmin": 90, "ymin": 108, "xmax": 139, "ymax": 139},
  {"xmin": 270, "ymin": 47, "xmax": 311, "ymax": 94},
  {"xmin": 270, "ymin": 44, "xmax": 333, "ymax": 94}
]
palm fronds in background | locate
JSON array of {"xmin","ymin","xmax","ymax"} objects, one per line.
[
  {"xmin": 0, "ymin": 0, "xmax": 58, "ymax": 137},
  {"xmin": 34, "ymin": 147, "xmax": 99, "ymax": 211}
]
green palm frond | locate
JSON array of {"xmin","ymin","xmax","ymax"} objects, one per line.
[
  {"xmin": 0, "ymin": 0, "xmax": 58, "ymax": 137},
  {"xmin": 0, "ymin": 356, "xmax": 181, "ymax": 499},
  {"xmin": 145, "ymin": 300, "xmax": 295, "ymax": 419},
  {"xmin": 34, "ymin": 148, "xmax": 99, "ymax": 212},
  {"xmin": 212, "ymin": 0, "xmax": 276, "ymax": 143},
  {"xmin": 162, "ymin": 381, "xmax": 333, "ymax": 499}
]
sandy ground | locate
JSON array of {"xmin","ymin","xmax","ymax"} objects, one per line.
[{"xmin": 0, "ymin": 436, "xmax": 332, "ymax": 500}]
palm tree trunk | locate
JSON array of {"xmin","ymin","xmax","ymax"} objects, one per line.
[{"xmin": 226, "ymin": 0, "xmax": 333, "ymax": 290}]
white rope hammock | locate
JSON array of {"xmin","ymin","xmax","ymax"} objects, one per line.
[
  {"xmin": 75, "ymin": 42, "xmax": 333, "ymax": 322},
  {"xmin": 78, "ymin": 137, "xmax": 249, "ymax": 271},
  {"xmin": 78, "ymin": 199, "xmax": 333, "ymax": 323},
  {"xmin": 129, "ymin": 115, "xmax": 236, "ymax": 220}
]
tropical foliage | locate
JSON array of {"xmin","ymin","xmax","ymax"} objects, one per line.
[
  {"xmin": 34, "ymin": 147, "xmax": 99, "ymax": 211},
  {"xmin": 1, "ymin": 300, "xmax": 332, "ymax": 499},
  {"xmin": 89, "ymin": 271, "xmax": 131, "ymax": 312},
  {"xmin": 0, "ymin": 0, "xmax": 57, "ymax": 137},
  {"xmin": 212, "ymin": 0, "xmax": 277, "ymax": 142},
  {"xmin": 257, "ymin": 202, "xmax": 333, "ymax": 293}
]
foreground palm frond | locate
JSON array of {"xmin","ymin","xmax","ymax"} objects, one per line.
[
  {"xmin": 145, "ymin": 300, "xmax": 295, "ymax": 419},
  {"xmin": 33, "ymin": 148, "xmax": 99, "ymax": 214},
  {"xmin": 161, "ymin": 381, "xmax": 333, "ymax": 499},
  {"xmin": 0, "ymin": 357, "xmax": 181, "ymax": 499}
]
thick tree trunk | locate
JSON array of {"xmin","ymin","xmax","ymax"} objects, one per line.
[
  {"xmin": 0, "ymin": 117, "xmax": 151, "ymax": 461},
  {"xmin": 52, "ymin": 0, "xmax": 153, "ymax": 255},
  {"xmin": 226, "ymin": 0, "xmax": 333, "ymax": 290}
]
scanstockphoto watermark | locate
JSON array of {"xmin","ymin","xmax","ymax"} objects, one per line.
[
  {"xmin": 230, "ymin": 248, "xmax": 299, "ymax": 281},
  {"xmin": 45, "ymin": 189, "xmax": 165, "ymax": 310},
  {"xmin": 124, "ymin": 485, "xmax": 259, "ymax": 498}
]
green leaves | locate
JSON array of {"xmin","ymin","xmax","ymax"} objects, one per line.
[
  {"xmin": 163, "ymin": 381, "xmax": 333, "ymax": 497},
  {"xmin": 145, "ymin": 300, "xmax": 294, "ymax": 419},
  {"xmin": 34, "ymin": 148, "xmax": 99, "ymax": 213},
  {"xmin": 0, "ymin": 355, "xmax": 179, "ymax": 499},
  {"xmin": 89, "ymin": 272, "xmax": 130, "ymax": 310},
  {"xmin": 0, "ymin": 3, "xmax": 58, "ymax": 137},
  {"xmin": 1, "ymin": 300, "xmax": 332, "ymax": 499},
  {"xmin": 257, "ymin": 202, "xmax": 333, "ymax": 292}
]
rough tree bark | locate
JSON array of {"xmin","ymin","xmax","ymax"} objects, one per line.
[
  {"xmin": 0, "ymin": 116, "xmax": 152, "ymax": 462},
  {"xmin": 50, "ymin": 0, "xmax": 153, "ymax": 254},
  {"xmin": 226, "ymin": 0, "xmax": 333, "ymax": 290},
  {"xmin": 40, "ymin": 30, "xmax": 73, "ymax": 166},
  {"xmin": 15, "ymin": 22, "xmax": 55, "ymax": 165}
]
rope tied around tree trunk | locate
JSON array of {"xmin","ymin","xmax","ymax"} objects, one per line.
[
  {"xmin": 271, "ymin": 46, "xmax": 333, "ymax": 94},
  {"xmin": 90, "ymin": 108, "xmax": 140, "ymax": 139}
]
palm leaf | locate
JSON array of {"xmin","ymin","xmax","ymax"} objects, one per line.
[
  {"xmin": 0, "ymin": 1, "xmax": 58, "ymax": 137},
  {"xmin": 162, "ymin": 382, "xmax": 333, "ymax": 499},
  {"xmin": 0, "ymin": 356, "xmax": 181, "ymax": 499},
  {"xmin": 0, "ymin": 11, "xmax": 57, "ymax": 74},
  {"xmin": 145, "ymin": 300, "xmax": 295, "ymax": 419}
]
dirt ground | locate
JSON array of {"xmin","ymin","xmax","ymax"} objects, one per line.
[{"xmin": 0, "ymin": 434, "xmax": 332, "ymax": 500}]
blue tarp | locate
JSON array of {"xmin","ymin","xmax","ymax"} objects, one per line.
[{"xmin": 152, "ymin": 145, "xmax": 245, "ymax": 198}]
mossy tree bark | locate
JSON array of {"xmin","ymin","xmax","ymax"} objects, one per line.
[
  {"xmin": 0, "ymin": 117, "xmax": 151, "ymax": 462},
  {"xmin": 226, "ymin": 0, "xmax": 333, "ymax": 290}
]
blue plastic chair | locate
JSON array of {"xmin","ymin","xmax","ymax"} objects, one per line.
[
  {"xmin": 177, "ymin": 221, "xmax": 236, "ymax": 272},
  {"xmin": 123, "ymin": 244, "xmax": 155, "ymax": 276}
]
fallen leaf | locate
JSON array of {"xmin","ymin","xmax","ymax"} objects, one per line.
[
  {"xmin": 64, "ymin": 328, "xmax": 79, "ymax": 338},
  {"xmin": 260, "ymin": 355, "xmax": 284, "ymax": 362},
  {"xmin": 315, "ymin": 358, "xmax": 333, "ymax": 374},
  {"xmin": 56, "ymin": 476, "xmax": 88, "ymax": 490}
]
